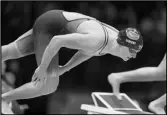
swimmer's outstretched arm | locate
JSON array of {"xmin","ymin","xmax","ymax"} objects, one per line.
[
  {"xmin": 109, "ymin": 53, "xmax": 166, "ymax": 83},
  {"xmin": 40, "ymin": 33, "xmax": 95, "ymax": 70}
]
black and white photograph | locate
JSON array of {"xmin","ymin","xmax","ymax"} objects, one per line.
[{"xmin": 1, "ymin": 1, "xmax": 166, "ymax": 114}]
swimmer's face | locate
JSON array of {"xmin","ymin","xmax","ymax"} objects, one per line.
[{"xmin": 120, "ymin": 46, "xmax": 137, "ymax": 61}]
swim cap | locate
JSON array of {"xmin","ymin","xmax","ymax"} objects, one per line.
[{"xmin": 117, "ymin": 28, "xmax": 143, "ymax": 51}]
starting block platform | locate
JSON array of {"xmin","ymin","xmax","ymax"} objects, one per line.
[{"xmin": 80, "ymin": 92, "xmax": 153, "ymax": 114}]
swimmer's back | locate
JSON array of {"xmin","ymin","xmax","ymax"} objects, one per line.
[
  {"xmin": 62, "ymin": 11, "xmax": 96, "ymax": 21},
  {"xmin": 33, "ymin": 10, "xmax": 104, "ymax": 35}
]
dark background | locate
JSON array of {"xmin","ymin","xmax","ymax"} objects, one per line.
[{"xmin": 1, "ymin": 1, "xmax": 166, "ymax": 114}]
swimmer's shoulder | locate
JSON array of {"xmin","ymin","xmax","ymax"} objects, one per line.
[{"xmin": 62, "ymin": 11, "xmax": 104, "ymax": 35}]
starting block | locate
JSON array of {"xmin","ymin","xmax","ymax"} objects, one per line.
[{"xmin": 80, "ymin": 92, "xmax": 153, "ymax": 114}]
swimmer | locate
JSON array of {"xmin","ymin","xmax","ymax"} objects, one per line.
[
  {"xmin": 2, "ymin": 10, "xmax": 143, "ymax": 105},
  {"xmin": 108, "ymin": 54, "xmax": 166, "ymax": 114}
]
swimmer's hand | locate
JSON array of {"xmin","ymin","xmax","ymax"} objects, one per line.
[
  {"xmin": 31, "ymin": 66, "xmax": 47, "ymax": 86},
  {"xmin": 108, "ymin": 73, "xmax": 122, "ymax": 100}
]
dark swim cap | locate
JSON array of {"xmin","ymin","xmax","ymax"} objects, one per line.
[{"xmin": 117, "ymin": 28, "xmax": 143, "ymax": 51}]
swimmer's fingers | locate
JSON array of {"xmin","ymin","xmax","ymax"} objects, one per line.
[
  {"xmin": 31, "ymin": 74, "xmax": 36, "ymax": 82},
  {"xmin": 33, "ymin": 77, "xmax": 39, "ymax": 86},
  {"xmin": 32, "ymin": 74, "xmax": 40, "ymax": 86},
  {"xmin": 31, "ymin": 72, "xmax": 38, "ymax": 82},
  {"xmin": 35, "ymin": 76, "xmax": 47, "ymax": 87},
  {"xmin": 108, "ymin": 74, "xmax": 122, "ymax": 100},
  {"xmin": 112, "ymin": 83, "xmax": 122, "ymax": 100},
  {"xmin": 35, "ymin": 80, "xmax": 41, "ymax": 88},
  {"xmin": 115, "ymin": 92, "xmax": 122, "ymax": 100}
]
